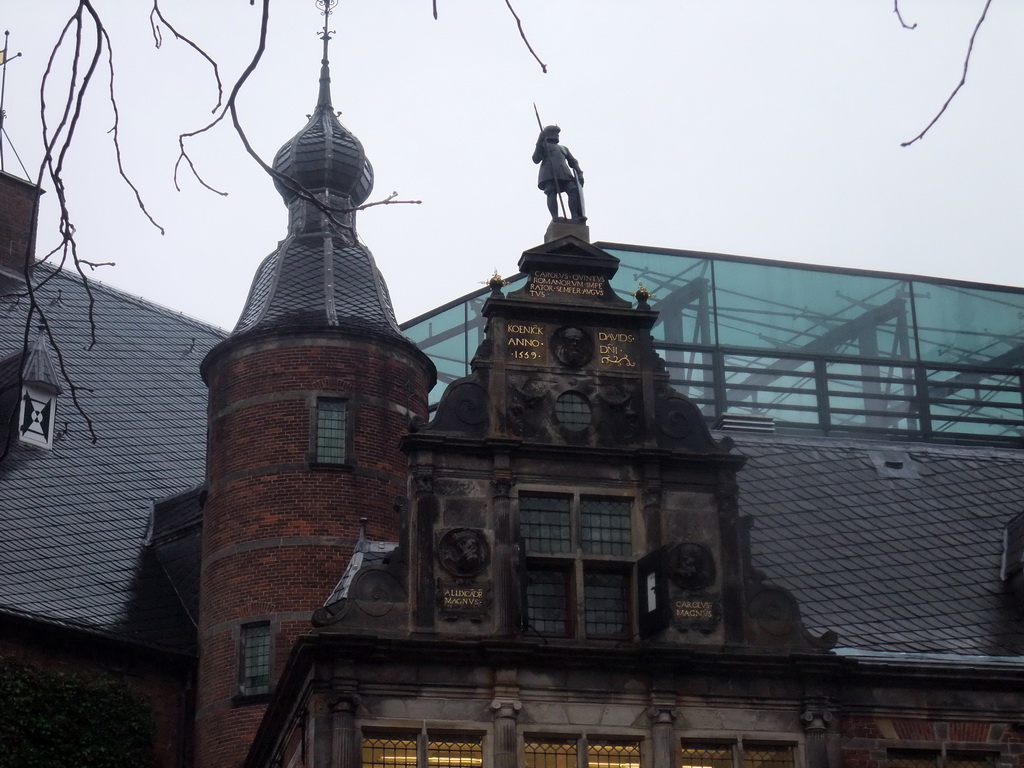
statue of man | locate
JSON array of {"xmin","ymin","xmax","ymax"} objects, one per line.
[{"xmin": 532, "ymin": 125, "xmax": 585, "ymax": 222}]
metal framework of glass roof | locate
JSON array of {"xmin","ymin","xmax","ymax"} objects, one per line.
[{"xmin": 402, "ymin": 243, "xmax": 1024, "ymax": 446}]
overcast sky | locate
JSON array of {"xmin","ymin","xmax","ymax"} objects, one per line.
[{"xmin": 2, "ymin": 1, "xmax": 1022, "ymax": 331}]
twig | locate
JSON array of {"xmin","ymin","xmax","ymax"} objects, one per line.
[
  {"xmin": 502, "ymin": 0, "xmax": 546, "ymax": 73},
  {"xmin": 902, "ymin": 0, "xmax": 993, "ymax": 147},
  {"xmin": 893, "ymin": 1, "xmax": 917, "ymax": 30},
  {"xmin": 150, "ymin": 2, "xmax": 223, "ymax": 112},
  {"xmin": 431, "ymin": 0, "xmax": 546, "ymax": 73},
  {"xmin": 101, "ymin": 28, "xmax": 165, "ymax": 235}
]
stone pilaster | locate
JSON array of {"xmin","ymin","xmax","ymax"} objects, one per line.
[
  {"xmin": 330, "ymin": 689, "xmax": 361, "ymax": 768},
  {"xmin": 490, "ymin": 698, "xmax": 523, "ymax": 768},
  {"xmin": 800, "ymin": 699, "xmax": 833, "ymax": 768},
  {"xmin": 649, "ymin": 707, "xmax": 680, "ymax": 768}
]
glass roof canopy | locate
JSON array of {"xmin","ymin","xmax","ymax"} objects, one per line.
[{"xmin": 402, "ymin": 243, "xmax": 1024, "ymax": 446}]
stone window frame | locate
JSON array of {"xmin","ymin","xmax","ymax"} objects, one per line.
[
  {"xmin": 518, "ymin": 489, "xmax": 639, "ymax": 640},
  {"xmin": 360, "ymin": 730, "xmax": 485, "ymax": 768}
]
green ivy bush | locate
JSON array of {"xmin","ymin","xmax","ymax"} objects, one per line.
[{"xmin": 0, "ymin": 656, "xmax": 157, "ymax": 768}]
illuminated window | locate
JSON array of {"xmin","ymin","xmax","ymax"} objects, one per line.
[
  {"xmin": 525, "ymin": 740, "xmax": 577, "ymax": 768},
  {"xmin": 683, "ymin": 743, "xmax": 794, "ymax": 768},
  {"xmin": 521, "ymin": 493, "xmax": 635, "ymax": 638},
  {"xmin": 428, "ymin": 738, "xmax": 483, "ymax": 767},
  {"xmin": 588, "ymin": 741, "xmax": 641, "ymax": 768},
  {"xmin": 238, "ymin": 622, "xmax": 271, "ymax": 696},
  {"xmin": 361, "ymin": 735, "xmax": 482, "ymax": 768},
  {"xmin": 526, "ymin": 738, "xmax": 640, "ymax": 768},
  {"xmin": 363, "ymin": 736, "xmax": 417, "ymax": 768},
  {"xmin": 681, "ymin": 745, "xmax": 732, "ymax": 768},
  {"xmin": 316, "ymin": 399, "xmax": 347, "ymax": 464}
]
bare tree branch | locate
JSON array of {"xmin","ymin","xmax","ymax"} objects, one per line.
[
  {"xmin": 170, "ymin": 0, "xmax": 419, "ymax": 219},
  {"xmin": 150, "ymin": 1, "xmax": 224, "ymax": 113},
  {"xmin": 13, "ymin": 0, "xmax": 171, "ymax": 451},
  {"xmin": 502, "ymin": 0, "xmax": 547, "ymax": 73},
  {"xmin": 902, "ymin": 0, "xmax": 993, "ymax": 147},
  {"xmin": 431, "ymin": 0, "xmax": 546, "ymax": 72},
  {"xmin": 893, "ymin": 1, "xmax": 917, "ymax": 30}
]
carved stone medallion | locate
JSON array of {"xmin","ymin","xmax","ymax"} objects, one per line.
[
  {"xmin": 669, "ymin": 542, "xmax": 716, "ymax": 591},
  {"xmin": 552, "ymin": 326, "xmax": 594, "ymax": 368},
  {"xmin": 437, "ymin": 527, "xmax": 490, "ymax": 578}
]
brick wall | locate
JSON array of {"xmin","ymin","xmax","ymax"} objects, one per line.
[
  {"xmin": 196, "ymin": 329, "xmax": 431, "ymax": 768},
  {"xmin": 0, "ymin": 171, "xmax": 41, "ymax": 273}
]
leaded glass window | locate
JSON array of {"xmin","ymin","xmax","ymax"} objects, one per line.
[
  {"xmin": 521, "ymin": 495, "xmax": 572, "ymax": 553},
  {"xmin": 363, "ymin": 737, "xmax": 417, "ymax": 768},
  {"xmin": 526, "ymin": 568, "xmax": 570, "ymax": 635},
  {"xmin": 588, "ymin": 741, "xmax": 641, "ymax": 768},
  {"xmin": 316, "ymin": 399, "xmax": 347, "ymax": 463},
  {"xmin": 520, "ymin": 492, "xmax": 635, "ymax": 638},
  {"xmin": 428, "ymin": 738, "xmax": 483, "ymax": 768},
  {"xmin": 583, "ymin": 570, "xmax": 629, "ymax": 637},
  {"xmin": 239, "ymin": 622, "xmax": 271, "ymax": 695},
  {"xmin": 888, "ymin": 752, "xmax": 937, "ymax": 768},
  {"xmin": 744, "ymin": 745, "xmax": 795, "ymax": 768},
  {"xmin": 361, "ymin": 736, "xmax": 482, "ymax": 768},
  {"xmin": 684, "ymin": 742, "xmax": 794, "ymax": 768},
  {"xmin": 948, "ymin": 754, "xmax": 997, "ymax": 768},
  {"xmin": 681, "ymin": 745, "xmax": 732, "ymax": 768},
  {"xmin": 555, "ymin": 391, "xmax": 591, "ymax": 432},
  {"xmin": 581, "ymin": 497, "xmax": 632, "ymax": 555},
  {"xmin": 525, "ymin": 740, "xmax": 577, "ymax": 768}
]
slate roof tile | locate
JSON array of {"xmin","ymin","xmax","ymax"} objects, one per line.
[
  {"xmin": 0, "ymin": 265, "xmax": 224, "ymax": 653},
  {"xmin": 734, "ymin": 433, "xmax": 1024, "ymax": 656}
]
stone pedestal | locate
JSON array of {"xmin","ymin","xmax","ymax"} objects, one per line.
[{"xmin": 544, "ymin": 219, "xmax": 590, "ymax": 243}]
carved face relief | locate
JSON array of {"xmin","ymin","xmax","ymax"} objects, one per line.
[
  {"xmin": 437, "ymin": 528, "xmax": 490, "ymax": 578},
  {"xmin": 669, "ymin": 542, "xmax": 716, "ymax": 591},
  {"xmin": 553, "ymin": 326, "xmax": 594, "ymax": 368}
]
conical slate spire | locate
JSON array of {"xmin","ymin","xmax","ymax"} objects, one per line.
[{"xmin": 232, "ymin": 11, "xmax": 404, "ymax": 341}]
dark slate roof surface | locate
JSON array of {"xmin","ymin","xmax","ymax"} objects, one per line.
[
  {"xmin": 732, "ymin": 434, "xmax": 1024, "ymax": 656},
  {"xmin": 0, "ymin": 265, "xmax": 224, "ymax": 653},
  {"xmin": 149, "ymin": 484, "xmax": 204, "ymax": 628},
  {"xmin": 232, "ymin": 236, "xmax": 408, "ymax": 343}
]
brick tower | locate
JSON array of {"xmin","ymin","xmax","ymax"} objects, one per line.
[{"xmin": 196, "ymin": 21, "xmax": 435, "ymax": 768}]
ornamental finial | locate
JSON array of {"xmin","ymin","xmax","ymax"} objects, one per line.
[{"xmin": 314, "ymin": 0, "xmax": 339, "ymax": 109}]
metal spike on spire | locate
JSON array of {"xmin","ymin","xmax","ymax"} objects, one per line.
[{"xmin": 315, "ymin": 0, "xmax": 338, "ymax": 110}]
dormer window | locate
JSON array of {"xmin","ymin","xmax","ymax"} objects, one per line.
[
  {"xmin": 19, "ymin": 386, "xmax": 57, "ymax": 449},
  {"xmin": 17, "ymin": 330, "xmax": 61, "ymax": 451}
]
